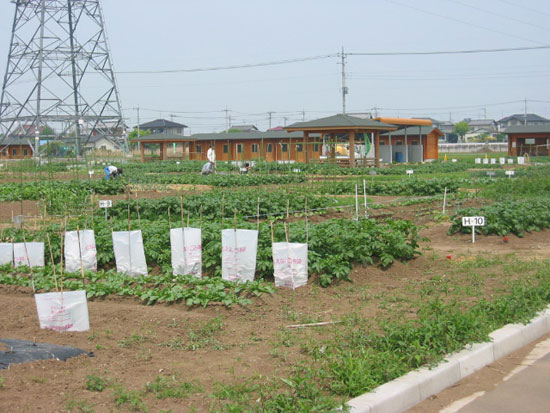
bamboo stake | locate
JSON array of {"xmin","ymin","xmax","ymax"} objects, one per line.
[
  {"xmin": 286, "ymin": 321, "xmax": 343, "ymax": 329},
  {"xmin": 167, "ymin": 207, "xmax": 172, "ymax": 229},
  {"xmin": 284, "ymin": 222, "xmax": 289, "ymax": 243},
  {"xmin": 180, "ymin": 195, "xmax": 185, "ymax": 228},
  {"xmin": 221, "ymin": 193, "xmax": 225, "ymax": 225},
  {"xmin": 21, "ymin": 231, "xmax": 35, "ymax": 293},
  {"xmin": 59, "ymin": 223, "xmax": 65, "ymax": 293},
  {"xmin": 256, "ymin": 197, "xmax": 260, "ymax": 231},
  {"xmin": 286, "ymin": 199, "xmax": 290, "ymax": 219},
  {"xmin": 363, "ymin": 179, "xmax": 368, "ymax": 218},
  {"xmin": 76, "ymin": 226, "xmax": 87, "ymax": 289},
  {"xmin": 199, "ymin": 205, "xmax": 203, "ymax": 229},
  {"xmin": 305, "ymin": 198, "xmax": 309, "ymax": 244},
  {"xmin": 46, "ymin": 233, "xmax": 59, "ymax": 291},
  {"xmin": 270, "ymin": 221, "xmax": 274, "ymax": 244}
]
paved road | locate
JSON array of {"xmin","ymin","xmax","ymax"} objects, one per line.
[{"xmin": 457, "ymin": 351, "xmax": 550, "ymax": 413}]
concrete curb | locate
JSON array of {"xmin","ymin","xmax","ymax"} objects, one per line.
[{"xmin": 346, "ymin": 306, "xmax": 550, "ymax": 413}]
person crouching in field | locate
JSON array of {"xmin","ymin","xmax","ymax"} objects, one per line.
[{"xmin": 104, "ymin": 165, "xmax": 123, "ymax": 180}]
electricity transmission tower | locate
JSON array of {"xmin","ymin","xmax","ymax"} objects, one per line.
[{"xmin": 0, "ymin": 0, "xmax": 127, "ymax": 155}]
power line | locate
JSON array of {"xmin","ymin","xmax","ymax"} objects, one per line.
[
  {"xmin": 383, "ymin": 0, "xmax": 548, "ymax": 45},
  {"xmin": 446, "ymin": 0, "xmax": 550, "ymax": 32},
  {"xmin": 116, "ymin": 54, "xmax": 337, "ymax": 74},
  {"xmin": 348, "ymin": 45, "xmax": 550, "ymax": 56},
  {"xmin": 495, "ymin": 0, "xmax": 550, "ymax": 19}
]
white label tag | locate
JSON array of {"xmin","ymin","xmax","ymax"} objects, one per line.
[
  {"xmin": 99, "ymin": 200, "xmax": 112, "ymax": 208},
  {"xmin": 462, "ymin": 216, "xmax": 486, "ymax": 227}
]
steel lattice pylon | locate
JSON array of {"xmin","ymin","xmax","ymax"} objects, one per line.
[{"xmin": 0, "ymin": 0, "xmax": 127, "ymax": 154}]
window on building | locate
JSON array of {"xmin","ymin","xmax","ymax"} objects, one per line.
[
  {"xmin": 296, "ymin": 144, "xmax": 303, "ymax": 152},
  {"xmin": 12, "ymin": 149, "xmax": 17, "ymax": 155},
  {"xmin": 379, "ymin": 141, "xmax": 385, "ymax": 146},
  {"xmin": 237, "ymin": 143, "xmax": 243, "ymax": 153},
  {"xmin": 313, "ymin": 143, "xmax": 319, "ymax": 152},
  {"xmin": 23, "ymin": 149, "xmax": 28, "ymax": 156},
  {"xmin": 396, "ymin": 141, "xmax": 403, "ymax": 145},
  {"xmin": 251, "ymin": 143, "xmax": 259, "ymax": 153},
  {"xmin": 196, "ymin": 145, "xmax": 202, "ymax": 153},
  {"xmin": 411, "ymin": 141, "xmax": 419, "ymax": 145},
  {"xmin": 266, "ymin": 143, "xmax": 273, "ymax": 153},
  {"xmin": 1, "ymin": 150, "xmax": 6, "ymax": 156},
  {"xmin": 223, "ymin": 144, "xmax": 229, "ymax": 153},
  {"xmin": 281, "ymin": 143, "xmax": 288, "ymax": 152}
]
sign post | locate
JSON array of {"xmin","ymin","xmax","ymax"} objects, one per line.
[
  {"xmin": 406, "ymin": 169, "xmax": 414, "ymax": 178},
  {"xmin": 505, "ymin": 170, "xmax": 515, "ymax": 179},
  {"xmin": 462, "ymin": 216, "xmax": 485, "ymax": 244},
  {"xmin": 99, "ymin": 200, "xmax": 112, "ymax": 220}
]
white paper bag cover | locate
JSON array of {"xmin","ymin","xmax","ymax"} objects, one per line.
[
  {"xmin": 34, "ymin": 290, "xmax": 90, "ymax": 332},
  {"xmin": 65, "ymin": 230, "xmax": 97, "ymax": 273},
  {"xmin": 272, "ymin": 242, "xmax": 308, "ymax": 289},
  {"xmin": 13, "ymin": 242, "xmax": 44, "ymax": 268},
  {"xmin": 0, "ymin": 243, "xmax": 13, "ymax": 265},
  {"xmin": 170, "ymin": 227, "xmax": 202, "ymax": 278},
  {"xmin": 112, "ymin": 230, "xmax": 148, "ymax": 276},
  {"xmin": 221, "ymin": 229, "xmax": 258, "ymax": 283}
]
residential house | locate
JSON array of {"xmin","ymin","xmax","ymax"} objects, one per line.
[
  {"xmin": 227, "ymin": 124, "xmax": 259, "ymax": 132},
  {"xmin": 464, "ymin": 119, "xmax": 497, "ymax": 134},
  {"xmin": 497, "ymin": 114, "xmax": 549, "ymax": 132},
  {"xmin": 0, "ymin": 137, "xmax": 34, "ymax": 159},
  {"xmin": 138, "ymin": 119, "xmax": 188, "ymax": 135},
  {"xmin": 83, "ymin": 135, "xmax": 122, "ymax": 152}
]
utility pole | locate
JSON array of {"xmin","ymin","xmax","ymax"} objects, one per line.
[
  {"xmin": 302, "ymin": 110, "xmax": 305, "ymax": 122},
  {"xmin": 283, "ymin": 117, "xmax": 288, "ymax": 127},
  {"xmin": 267, "ymin": 111, "xmax": 274, "ymax": 129},
  {"xmin": 524, "ymin": 98, "xmax": 527, "ymax": 125},
  {"xmin": 482, "ymin": 107, "xmax": 487, "ymax": 119},
  {"xmin": 340, "ymin": 46, "xmax": 348, "ymax": 114},
  {"xmin": 223, "ymin": 107, "xmax": 230, "ymax": 131}
]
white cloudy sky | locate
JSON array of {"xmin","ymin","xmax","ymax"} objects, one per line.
[{"xmin": 0, "ymin": 0, "xmax": 549, "ymax": 132}]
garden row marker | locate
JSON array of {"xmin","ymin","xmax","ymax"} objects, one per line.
[
  {"xmin": 406, "ymin": 169, "xmax": 414, "ymax": 177},
  {"xmin": 442, "ymin": 187, "xmax": 448, "ymax": 215},
  {"xmin": 20, "ymin": 223, "xmax": 35, "ymax": 293},
  {"xmin": 506, "ymin": 170, "xmax": 515, "ymax": 179},
  {"xmin": 286, "ymin": 199, "xmax": 290, "ymax": 219},
  {"xmin": 462, "ymin": 216, "xmax": 486, "ymax": 244},
  {"xmin": 99, "ymin": 199, "xmax": 112, "ymax": 220},
  {"xmin": 221, "ymin": 193, "xmax": 225, "ymax": 225}
]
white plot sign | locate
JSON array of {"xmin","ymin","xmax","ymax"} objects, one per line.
[
  {"xmin": 34, "ymin": 290, "xmax": 90, "ymax": 332},
  {"xmin": 98, "ymin": 200, "xmax": 112, "ymax": 208},
  {"xmin": 462, "ymin": 216, "xmax": 486, "ymax": 244},
  {"xmin": 65, "ymin": 230, "xmax": 97, "ymax": 273},
  {"xmin": 221, "ymin": 229, "xmax": 258, "ymax": 283},
  {"xmin": 0, "ymin": 243, "xmax": 13, "ymax": 265},
  {"xmin": 406, "ymin": 169, "xmax": 414, "ymax": 177},
  {"xmin": 272, "ymin": 242, "xmax": 308, "ymax": 289},
  {"xmin": 112, "ymin": 230, "xmax": 148, "ymax": 276},
  {"xmin": 170, "ymin": 227, "xmax": 202, "ymax": 278},
  {"xmin": 13, "ymin": 242, "xmax": 44, "ymax": 268}
]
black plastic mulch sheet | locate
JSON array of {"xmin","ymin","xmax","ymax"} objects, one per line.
[{"xmin": 0, "ymin": 338, "xmax": 91, "ymax": 369}]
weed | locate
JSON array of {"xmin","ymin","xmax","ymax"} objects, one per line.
[
  {"xmin": 66, "ymin": 399, "xmax": 95, "ymax": 413},
  {"xmin": 86, "ymin": 375, "xmax": 108, "ymax": 392},
  {"xmin": 112, "ymin": 385, "xmax": 148, "ymax": 412},
  {"xmin": 144, "ymin": 375, "xmax": 202, "ymax": 399},
  {"xmin": 118, "ymin": 333, "xmax": 148, "ymax": 348},
  {"xmin": 0, "ymin": 376, "xmax": 4, "ymax": 389}
]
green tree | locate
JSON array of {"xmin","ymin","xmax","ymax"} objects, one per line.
[
  {"xmin": 453, "ymin": 121, "xmax": 470, "ymax": 142},
  {"xmin": 128, "ymin": 128, "xmax": 151, "ymax": 140}
]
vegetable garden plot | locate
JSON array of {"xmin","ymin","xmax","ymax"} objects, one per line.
[
  {"xmin": 272, "ymin": 242, "xmax": 308, "ymax": 289},
  {"xmin": 13, "ymin": 242, "xmax": 44, "ymax": 268},
  {"xmin": 0, "ymin": 243, "xmax": 13, "ymax": 265},
  {"xmin": 221, "ymin": 229, "xmax": 258, "ymax": 282},
  {"xmin": 170, "ymin": 227, "xmax": 202, "ymax": 278},
  {"xmin": 112, "ymin": 231, "xmax": 148, "ymax": 276},
  {"xmin": 34, "ymin": 290, "xmax": 90, "ymax": 332},
  {"xmin": 64, "ymin": 230, "xmax": 97, "ymax": 273}
]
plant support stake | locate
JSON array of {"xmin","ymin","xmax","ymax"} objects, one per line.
[{"xmin": 443, "ymin": 186, "xmax": 447, "ymax": 215}]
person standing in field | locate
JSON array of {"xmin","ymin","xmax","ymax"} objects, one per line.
[
  {"xmin": 104, "ymin": 165, "xmax": 123, "ymax": 180},
  {"xmin": 207, "ymin": 145, "xmax": 216, "ymax": 173}
]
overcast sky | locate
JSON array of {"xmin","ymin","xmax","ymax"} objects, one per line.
[{"xmin": 1, "ymin": 0, "xmax": 550, "ymax": 133}]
